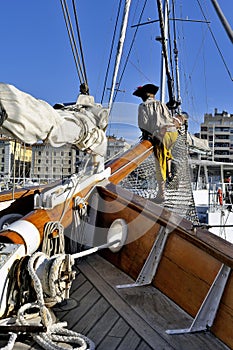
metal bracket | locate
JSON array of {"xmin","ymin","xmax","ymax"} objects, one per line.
[
  {"xmin": 117, "ymin": 226, "xmax": 169, "ymax": 289},
  {"xmin": 166, "ymin": 263, "xmax": 231, "ymax": 334}
]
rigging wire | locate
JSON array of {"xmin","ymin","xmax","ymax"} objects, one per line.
[
  {"xmin": 108, "ymin": 0, "xmax": 132, "ymax": 111},
  {"xmin": 60, "ymin": 0, "xmax": 88, "ymax": 86},
  {"xmin": 156, "ymin": 0, "xmax": 178, "ymax": 109},
  {"xmin": 166, "ymin": 1, "xmax": 175, "ymax": 92},
  {"xmin": 196, "ymin": 0, "xmax": 233, "ymax": 81},
  {"xmin": 176, "ymin": 1, "xmax": 209, "ymax": 127},
  {"xmin": 171, "ymin": 0, "xmax": 181, "ymax": 108},
  {"xmin": 101, "ymin": 0, "xmax": 123, "ymax": 104},
  {"xmin": 112, "ymin": 0, "xmax": 148, "ymax": 105},
  {"xmin": 71, "ymin": 0, "xmax": 88, "ymax": 85}
]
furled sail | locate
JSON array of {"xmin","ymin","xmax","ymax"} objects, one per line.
[{"xmin": 0, "ymin": 83, "xmax": 109, "ymax": 156}]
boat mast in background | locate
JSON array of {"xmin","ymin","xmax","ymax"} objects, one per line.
[
  {"xmin": 108, "ymin": 0, "xmax": 132, "ymax": 111},
  {"xmin": 156, "ymin": 0, "xmax": 180, "ymax": 110},
  {"xmin": 158, "ymin": 0, "xmax": 168, "ymax": 104},
  {"xmin": 210, "ymin": 0, "xmax": 233, "ymax": 43}
]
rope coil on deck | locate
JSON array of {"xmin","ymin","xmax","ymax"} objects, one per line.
[
  {"xmin": 0, "ymin": 252, "xmax": 95, "ymax": 350},
  {"xmin": 27, "ymin": 252, "xmax": 95, "ymax": 350}
]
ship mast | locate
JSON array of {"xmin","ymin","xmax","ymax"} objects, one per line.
[
  {"xmin": 210, "ymin": 0, "xmax": 233, "ymax": 43},
  {"xmin": 156, "ymin": 0, "xmax": 179, "ymax": 110}
]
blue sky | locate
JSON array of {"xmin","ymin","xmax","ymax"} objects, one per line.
[{"xmin": 0, "ymin": 1, "xmax": 232, "ymax": 139}]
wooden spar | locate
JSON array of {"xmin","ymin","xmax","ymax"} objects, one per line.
[
  {"xmin": 0, "ymin": 182, "xmax": 95, "ymax": 249},
  {"xmin": 0, "ymin": 140, "xmax": 154, "ymax": 249},
  {"xmin": 0, "ymin": 179, "xmax": 62, "ymax": 202},
  {"xmin": 106, "ymin": 139, "xmax": 153, "ymax": 184},
  {"xmin": 97, "ymin": 183, "xmax": 233, "ymax": 349}
]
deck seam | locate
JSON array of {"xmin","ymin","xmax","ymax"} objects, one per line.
[{"xmin": 77, "ymin": 256, "xmax": 173, "ymax": 350}]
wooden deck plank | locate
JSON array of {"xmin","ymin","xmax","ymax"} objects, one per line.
[
  {"xmin": 0, "ymin": 253, "xmax": 230, "ymax": 350},
  {"xmin": 61, "ymin": 287, "xmax": 101, "ymax": 328},
  {"xmin": 77, "ymin": 256, "xmax": 172, "ymax": 350},
  {"xmin": 72, "ymin": 297, "xmax": 110, "ymax": 334},
  {"xmin": 116, "ymin": 329, "xmax": 141, "ymax": 350},
  {"xmin": 84, "ymin": 254, "xmax": 230, "ymax": 350},
  {"xmin": 108, "ymin": 318, "xmax": 130, "ymax": 338},
  {"xmin": 136, "ymin": 340, "xmax": 157, "ymax": 350},
  {"xmin": 87, "ymin": 307, "xmax": 120, "ymax": 347},
  {"xmin": 95, "ymin": 318, "xmax": 130, "ymax": 350}
]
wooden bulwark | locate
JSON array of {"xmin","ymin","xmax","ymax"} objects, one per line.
[
  {"xmin": 97, "ymin": 183, "xmax": 233, "ymax": 349},
  {"xmin": 0, "ymin": 139, "xmax": 232, "ymax": 348}
]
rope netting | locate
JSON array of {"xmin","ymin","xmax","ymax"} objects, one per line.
[{"xmin": 120, "ymin": 128, "xmax": 199, "ymax": 224}]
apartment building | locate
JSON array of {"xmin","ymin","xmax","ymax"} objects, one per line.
[
  {"xmin": 200, "ymin": 108, "xmax": 233, "ymax": 163},
  {"xmin": 106, "ymin": 135, "xmax": 131, "ymax": 160},
  {"xmin": 0, "ymin": 137, "xmax": 32, "ymax": 179},
  {"xmin": 0, "ymin": 134, "xmax": 130, "ymax": 184},
  {"xmin": 31, "ymin": 144, "xmax": 79, "ymax": 180}
]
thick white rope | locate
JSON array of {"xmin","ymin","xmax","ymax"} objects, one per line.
[
  {"xmin": 0, "ymin": 333, "xmax": 17, "ymax": 350},
  {"xmin": 0, "ymin": 252, "xmax": 95, "ymax": 350},
  {"xmin": 26, "ymin": 252, "xmax": 95, "ymax": 349}
]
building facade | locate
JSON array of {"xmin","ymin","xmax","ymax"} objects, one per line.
[
  {"xmin": 0, "ymin": 135, "xmax": 131, "ymax": 184},
  {"xmin": 31, "ymin": 144, "xmax": 79, "ymax": 181},
  {"xmin": 200, "ymin": 108, "xmax": 233, "ymax": 163},
  {"xmin": 106, "ymin": 136, "xmax": 131, "ymax": 160},
  {"xmin": 0, "ymin": 138, "xmax": 32, "ymax": 180}
]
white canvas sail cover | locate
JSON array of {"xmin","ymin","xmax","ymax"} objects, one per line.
[{"xmin": 0, "ymin": 83, "xmax": 109, "ymax": 156}]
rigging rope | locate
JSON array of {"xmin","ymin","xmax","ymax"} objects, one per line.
[
  {"xmin": 0, "ymin": 252, "xmax": 95, "ymax": 350},
  {"xmin": 42, "ymin": 221, "xmax": 65, "ymax": 256},
  {"xmin": 112, "ymin": 0, "xmax": 148, "ymax": 105},
  {"xmin": 156, "ymin": 0, "xmax": 177, "ymax": 109},
  {"xmin": 71, "ymin": 0, "xmax": 88, "ymax": 84},
  {"xmin": 196, "ymin": 0, "xmax": 233, "ymax": 81},
  {"xmin": 101, "ymin": 0, "xmax": 123, "ymax": 104},
  {"xmin": 26, "ymin": 252, "xmax": 95, "ymax": 350},
  {"xmin": 60, "ymin": 0, "xmax": 88, "ymax": 86},
  {"xmin": 171, "ymin": 0, "xmax": 182, "ymax": 109},
  {"xmin": 108, "ymin": 0, "xmax": 132, "ymax": 111}
]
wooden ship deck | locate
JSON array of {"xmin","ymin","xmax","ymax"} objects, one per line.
[
  {"xmin": 1, "ymin": 254, "xmax": 229, "ymax": 350},
  {"xmin": 0, "ymin": 141, "xmax": 233, "ymax": 349}
]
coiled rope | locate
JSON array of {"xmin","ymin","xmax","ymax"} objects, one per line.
[
  {"xmin": 0, "ymin": 252, "xmax": 95, "ymax": 350},
  {"xmin": 0, "ymin": 333, "xmax": 17, "ymax": 350}
]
